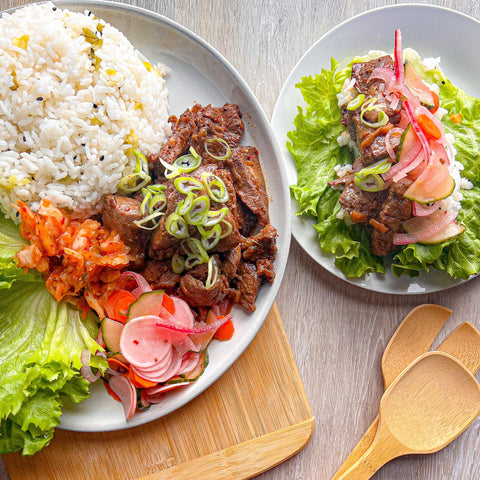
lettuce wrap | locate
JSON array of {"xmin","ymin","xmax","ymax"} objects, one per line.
[{"xmin": 287, "ymin": 53, "xmax": 480, "ymax": 279}]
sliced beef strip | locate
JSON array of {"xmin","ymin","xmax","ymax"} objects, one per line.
[
  {"xmin": 149, "ymin": 215, "xmax": 181, "ymax": 259},
  {"xmin": 221, "ymin": 103, "xmax": 245, "ymax": 148},
  {"xmin": 149, "ymin": 103, "xmax": 244, "ymax": 179},
  {"xmin": 350, "ymin": 55, "xmax": 395, "ymax": 95},
  {"xmin": 362, "ymin": 131, "xmax": 401, "ymax": 165},
  {"xmin": 236, "ymin": 197, "xmax": 259, "ymax": 237},
  {"xmin": 226, "ymin": 146, "xmax": 269, "ymax": 227},
  {"xmin": 222, "ymin": 245, "xmax": 242, "ymax": 278},
  {"xmin": 342, "ymin": 56, "xmax": 402, "ymax": 165},
  {"xmin": 234, "ymin": 262, "xmax": 262, "ymax": 313},
  {"xmin": 179, "ymin": 273, "xmax": 229, "ymax": 307},
  {"xmin": 149, "ymin": 111, "xmax": 196, "ymax": 171},
  {"xmin": 257, "ymin": 258, "xmax": 275, "ymax": 284},
  {"xmin": 101, "ymin": 195, "xmax": 149, "ymax": 269},
  {"xmin": 141, "ymin": 259, "xmax": 181, "ymax": 294},
  {"xmin": 241, "ymin": 224, "xmax": 277, "ymax": 262},
  {"xmin": 370, "ymin": 178, "xmax": 414, "ymax": 256},
  {"xmin": 215, "ymin": 209, "xmax": 244, "ymax": 252},
  {"xmin": 190, "ymin": 103, "xmax": 245, "ymax": 154},
  {"xmin": 339, "ymin": 183, "xmax": 388, "ymax": 223}
]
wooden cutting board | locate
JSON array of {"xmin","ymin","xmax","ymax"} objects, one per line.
[{"xmin": 2, "ymin": 303, "xmax": 314, "ymax": 480}]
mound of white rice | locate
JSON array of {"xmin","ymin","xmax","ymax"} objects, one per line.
[{"xmin": 0, "ymin": 2, "xmax": 170, "ymax": 220}]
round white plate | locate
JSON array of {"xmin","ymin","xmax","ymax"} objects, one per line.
[
  {"xmin": 29, "ymin": 1, "xmax": 291, "ymax": 431},
  {"xmin": 272, "ymin": 4, "xmax": 480, "ymax": 295}
]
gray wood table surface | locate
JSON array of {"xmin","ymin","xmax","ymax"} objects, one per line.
[{"xmin": 2, "ymin": 0, "xmax": 480, "ymax": 479}]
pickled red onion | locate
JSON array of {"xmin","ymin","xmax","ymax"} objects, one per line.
[
  {"xmin": 392, "ymin": 151, "xmax": 425, "ymax": 182},
  {"xmin": 383, "ymin": 141, "xmax": 423, "ymax": 181},
  {"xmin": 116, "ymin": 271, "xmax": 152, "ymax": 298},
  {"xmin": 404, "ymin": 99, "xmax": 431, "ymax": 164},
  {"xmin": 368, "ymin": 67, "xmax": 395, "ymax": 88},
  {"xmin": 393, "ymin": 209, "xmax": 458, "ymax": 245},
  {"xmin": 385, "ymin": 127, "xmax": 404, "ymax": 161},
  {"xmin": 80, "ymin": 349, "xmax": 102, "ymax": 383},
  {"xmin": 413, "ymin": 201, "xmax": 441, "ymax": 217},
  {"xmin": 394, "ymin": 29, "xmax": 404, "ymax": 83}
]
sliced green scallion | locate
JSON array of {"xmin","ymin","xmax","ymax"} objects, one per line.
[
  {"xmin": 149, "ymin": 193, "xmax": 167, "ymax": 213},
  {"xmin": 184, "ymin": 254, "xmax": 204, "ymax": 269},
  {"xmin": 117, "ymin": 171, "xmax": 151, "ymax": 193},
  {"xmin": 204, "ymin": 207, "xmax": 229, "ymax": 227},
  {"xmin": 205, "ymin": 256, "xmax": 219, "ymax": 290},
  {"xmin": 346, "ymin": 94, "xmax": 366, "ymax": 111},
  {"xmin": 354, "ymin": 159, "xmax": 390, "ymax": 192},
  {"xmin": 173, "ymin": 147, "xmax": 201, "ymax": 173},
  {"xmin": 174, "ymin": 176, "xmax": 203, "ymax": 194},
  {"xmin": 171, "ymin": 254, "xmax": 185, "ymax": 274},
  {"xmin": 184, "ymin": 195, "xmax": 210, "ymax": 225},
  {"xmin": 360, "ymin": 106, "xmax": 389, "ymax": 128},
  {"xmin": 157, "ymin": 156, "xmax": 180, "ymax": 179},
  {"xmin": 165, "ymin": 213, "xmax": 189, "ymax": 238},
  {"xmin": 356, "ymin": 159, "xmax": 391, "ymax": 177},
  {"xmin": 140, "ymin": 188, "xmax": 151, "ymax": 215},
  {"xmin": 133, "ymin": 211, "xmax": 164, "ymax": 230},
  {"xmin": 354, "ymin": 174, "xmax": 385, "ymax": 192},
  {"xmin": 199, "ymin": 224, "xmax": 222, "ymax": 250},
  {"xmin": 219, "ymin": 219, "xmax": 233, "ymax": 239},
  {"xmin": 140, "ymin": 185, "xmax": 167, "ymax": 215},
  {"xmin": 181, "ymin": 237, "xmax": 209, "ymax": 263},
  {"xmin": 201, "ymin": 172, "xmax": 229, "ymax": 203},
  {"xmin": 204, "ymin": 138, "xmax": 232, "ymax": 161},
  {"xmin": 175, "ymin": 192, "xmax": 196, "ymax": 216},
  {"xmin": 133, "ymin": 150, "xmax": 149, "ymax": 174}
]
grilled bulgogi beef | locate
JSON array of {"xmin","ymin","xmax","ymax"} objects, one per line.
[
  {"xmin": 337, "ymin": 56, "xmax": 414, "ymax": 256},
  {"xmin": 103, "ymin": 103, "xmax": 277, "ymax": 312}
]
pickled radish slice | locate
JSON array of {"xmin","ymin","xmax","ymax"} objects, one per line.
[
  {"xmin": 133, "ymin": 351, "xmax": 183, "ymax": 383},
  {"xmin": 159, "ymin": 296, "xmax": 195, "ymax": 328},
  {"xmin": 119, "ymin": 316, "xmax": 174, "ymax": 368}
]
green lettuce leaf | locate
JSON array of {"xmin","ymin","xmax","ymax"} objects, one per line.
[
  {"xmin": 0, "ymin": 216, "xmax": 105, "ymax": 455},
  {"xmin": 288, "ymin": 52, "xmax": 480, "ymax": 279}
]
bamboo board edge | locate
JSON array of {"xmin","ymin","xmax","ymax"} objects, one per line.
[{"xmin": 138, "ymin": 416, "xmax": 316, "ymax": 480}]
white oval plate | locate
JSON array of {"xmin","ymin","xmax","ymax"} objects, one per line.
[
  {"xmin": 28, "ymin": 1, "xmax": 291, "ymax": 431},
  {"xmin": 272, "ymin": 4, "xmax": 480, "ymax": 295}
]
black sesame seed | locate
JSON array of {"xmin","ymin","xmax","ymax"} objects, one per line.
[
  {"xmin": 53, "ymin": 7, "xmax": 57, "ymax": 11},
  {"xmin": 36, "ymin": 97, "xmax": 43, "ymax": 101},
  {"xmin": 99, "ymin": 155, "xmax": 105, "ymax": 161},
  {"xmin": 93, "ymin": 103, "xmax": 98, "ymax": 109},
  {"xmin": 73, "ymin": 155, "xmax": 77, "ymax": 160},
  {"xmin": 81, "ymin": 143, "xmax": 86, "ymax": 147},
  {"xmin": 23, "ymin": 136, "xmax": 26, "ymax": 142}
]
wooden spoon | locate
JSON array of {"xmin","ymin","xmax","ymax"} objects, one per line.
[
  {"xmin": 332, "ymin": 304, "xmax": 451, "ymax": 479},
  {"xmin": 336, "ymin": 351, "xmax": 480, "ymax": 480}
]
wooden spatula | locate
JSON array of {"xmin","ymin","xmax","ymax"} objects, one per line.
[{"xmin": 336, "ymin": 351, "xmax": 480, "ymax": 480}]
